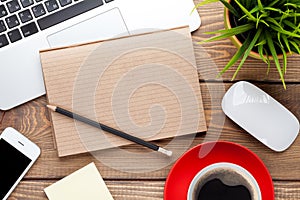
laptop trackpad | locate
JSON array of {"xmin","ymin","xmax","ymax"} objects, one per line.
[{"xmin": 47, "ymin": 8, "xmax": 129, "ymax": 48}]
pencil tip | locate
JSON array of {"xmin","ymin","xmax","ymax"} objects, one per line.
[
  {"xmin": 158, "ymin": 147, "xmax": 173, "ymax": 157},
  {"xmin": 46, "ymin": 105, "xmax": 56, "ymax": 111}
]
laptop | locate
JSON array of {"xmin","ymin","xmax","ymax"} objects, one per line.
[{"xmin": 0, "ymin": 0, "xmax": 201, "ymax": 110}]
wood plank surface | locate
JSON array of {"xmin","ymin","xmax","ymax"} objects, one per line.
[
  {"xmin": 7, "ymin": 180, "xmax": 300, "ymax": 200},
  {"xmin": 0, "ymin": 83, "xmax": 299, "ymax": 180},
  {"xmin": 192, "ymin": 0, "xmax": 300, "ymax": 83},
  {"xmin": 1, "ymin": 1, "xmax": 300, "ymax": 199}
]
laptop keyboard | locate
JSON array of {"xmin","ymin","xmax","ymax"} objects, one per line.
[{"xmin": 0, "ymin": 0, "xmax": 111, "ymax": 48}]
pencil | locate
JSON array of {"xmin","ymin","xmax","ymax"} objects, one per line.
[{"xmin": 47, "ymin": 105, "xmax": 172, "ymax": 156}]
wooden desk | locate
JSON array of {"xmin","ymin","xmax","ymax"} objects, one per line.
[{"xmin": 1, "ymin": 0, "xmax": 299, "ymax": 199}]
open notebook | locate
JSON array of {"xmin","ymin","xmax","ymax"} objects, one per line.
[{"xmin": 40, "ymin": 26, "xmax": 206, "ymax": 157}]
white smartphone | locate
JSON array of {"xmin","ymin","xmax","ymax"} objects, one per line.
[{"xmin": 0, "ymin": 127, "xmax": 40, "ymax": 200}]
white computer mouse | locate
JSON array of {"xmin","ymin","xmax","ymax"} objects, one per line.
[{"xmin": 222, "ymin": 81, "xmax": 299, "ymax": 152}]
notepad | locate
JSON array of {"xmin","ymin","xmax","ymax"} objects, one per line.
[
  {"xmin": 44, "ymin": 162, "xmax": 114, "ymax": 200},
  {"xmin": 40, "ymin": 26, "xmax": 207, "ymax": 157}
]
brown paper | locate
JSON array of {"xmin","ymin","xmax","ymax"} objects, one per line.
[{"xmin": 40, "ymin": 26, "xmax": 206, "ymax": 157}]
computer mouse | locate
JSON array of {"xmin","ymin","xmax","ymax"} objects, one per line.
[{"xmin": 222, "ymin": 81, "xmax": 299, "ymax": 152}]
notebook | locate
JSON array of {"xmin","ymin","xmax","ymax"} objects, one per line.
[
  {"xmin": 40, "ymin": 26, "xmax": 207, "ymax": 157},
  {"xmin": 44, "ymin": 162, "xmax": 114, "ymax": 200}
]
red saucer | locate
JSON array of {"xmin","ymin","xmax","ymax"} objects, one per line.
[{"xmin": 164, "ymin": 141, "xmax": 274, "ymax": 200}]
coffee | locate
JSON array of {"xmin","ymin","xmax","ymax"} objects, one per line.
[
  {"xmin": 196, "ymin": 178, "xmax": 251, "ymax": 200},
  {"xmin": 187, "ymin": 163, "xmax": 261, "ymax": 200}
]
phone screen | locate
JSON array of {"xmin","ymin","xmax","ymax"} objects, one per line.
[{"xmin": 0, "ymin": 138, "xmax": 31, "ymax": 199}]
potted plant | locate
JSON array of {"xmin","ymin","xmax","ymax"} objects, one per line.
[{"xmin": 195, "ymin": 0, "xmax": 300, "ymax": 89}]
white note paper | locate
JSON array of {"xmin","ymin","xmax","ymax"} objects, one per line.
[{"xmin": 44, "ymin": 162, "xmax": 114, "ymax": 200}]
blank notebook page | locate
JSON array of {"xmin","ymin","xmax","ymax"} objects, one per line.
[{"xmin": 40, "ymin": 26, "xmax": 207, "ymax": 157}]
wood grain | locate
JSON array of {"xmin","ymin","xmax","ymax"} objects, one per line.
[
  {"xmin": 7, "ymin": 180, "xmax": 300, "ymax": 200},
  {"xmin": 1, "ymin": 1, "xmax": 299, "ymax": 199},
  {"xmin": 192, "ymin": 0, "xmax": 300, "ymax": 83},
  {"xmin": 0, "ymin": 111, "xmax": 4, "ymax": 126},
  {"xmin": 0, "ymin": 83, "xmax": 299, "ymax": 180}
]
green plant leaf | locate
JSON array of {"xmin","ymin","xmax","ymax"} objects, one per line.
[
  {"xmin": 292, "ymin": 38, "xmax": 300, "ymax": 47},
  {"xmin": 296, "ymin": 23, "xmax": 300, "ymax": 34},
  {"xmin": 258, "ymin": 44, "xmax": 268, "ymax": 64},
  {"xmin": 191, "ymin": 0, "xmax": 219, "ymax": 14},
  {"xmin": 270, "ymin": 25, "xmax": 300, "ymax": 38},
  {"xmin": 249, "ymin": 6, "xmax": 260, "ymax": 14},
  {"xmin": 267, "ymin": 0, "xmax": 282, "ymax": 7},
  {"xmin": 256, "ymin": 13, "xmax": 270, "ymax": 28},
  {"xmin": 217, "ymin": 36, "xmax": 252, "ymax": 78},
  {"xmin": 283, "ymin": 20, "xmax": 300, "ymax": 35},
  {"xmin": 275, "ymin": 41, "xmax": 288, "ymax": 74},
  {"xmin": 290, "ymin": 40, "xmax": 300, "ymax": 54},
  {"xmin": 265, "ymin": 17, "xmax": 283, "ymax": 30},
  {"xmin": 219, "ymin": 0, "xmax": 240, "ymax": 17},
  {"xmin": 281, "ymin": 35, "xmax": 292, "ymax": 53},
  {"xmin": 282, "ymin": 20, "xmax": 298, "ymax": 29},
  {"xmin": 259, "ymin": 19, "xmax": 270, "ymax": 27},
  {"xmin": 238, "ymin": 0, "xmax": 251, "ymax": 9},
  {"xmin": 205, "ymin": 23, "xmax": 255, "ymax": 34},
  {"xmin": 281, "ymin": 45, "xmax": 288, "ymax": 74},
  {"xmin": 257, "ymin": 0, "xmax": 263, "ymax": 10},
  {"xmin": 234, "ymin": 0, "xmax": 257, "ymax": 21},
  {"xmin": 195, "ymin": 0, "xmax": 219, "ymax": 6},
  {"xmin": 264, "ymin": 48, "xmax": 271, "ymax": 75},
  {"xmin": 256, "ymin": 40, "xmax": 266, "ymax": 46},
  {"xmin": 232, "ymin": 28, "xmax": 263, "ymax": 80},
  {"xmin": 289, "ymin": 13, "xmax": 300, "ymax": 17},
  {"xmin": 193, "ymin": 0, "xmax": 219, "ymax": 9},
  {"xmin": 200, "ymin": 24, "xmax": 254, "ymax": 43},
  {"xmin": 257, "ymin": 34, "xmax": 268, "ymax": 63},
  {"xmin": 264, "ymin": 7, "xmax": 284, "ymax": 13},
  {"xmin": 277, "ymin": 32, "xmax": 284, "ymax": 48},
  {"xmin": 240, "ymin": 6, "xmax": 260, "ymax": 21},
  {"xmin": 284, "ymin": 3, "xmax": 300, "ymax": 9},
  {"xmin": 266, "ymin": 31, "xmax": 286, "ymax": 89}
]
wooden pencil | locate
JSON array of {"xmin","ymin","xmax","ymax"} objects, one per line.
[{"xmin": 47, "ymin": 105, "xmax": 172, "ymax": 156}]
